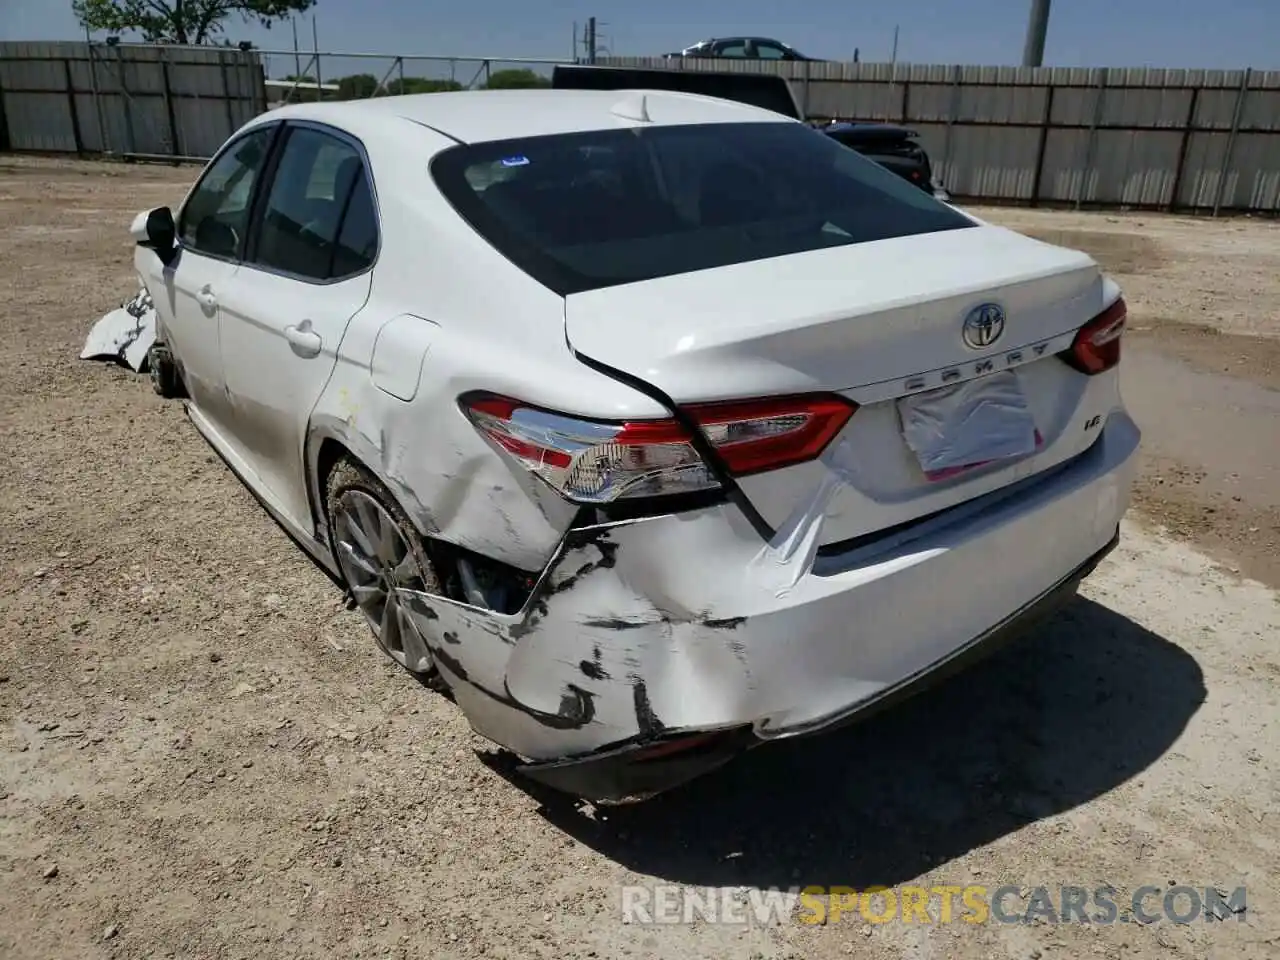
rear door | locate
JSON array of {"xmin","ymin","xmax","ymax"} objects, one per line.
[{"xmin": 216, "ymin": 122, "xmax": 378, "ymax": 526}]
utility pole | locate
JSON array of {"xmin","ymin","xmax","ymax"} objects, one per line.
[
  {"xmin": 585, "ymin": 17, "xmax": 598, "ymax": 65},
  {"xmin": 312, "ymin": 15, "xmax": 321, "ymax": 91},
  {"xmin": 1022, "ymin": 0, "xmax": 1051, "ymax": 67}
]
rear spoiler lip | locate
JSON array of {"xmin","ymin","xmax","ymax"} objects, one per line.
[{"xmin": 550, "ymin": 63, "xmax": 803, "ymax": 121}]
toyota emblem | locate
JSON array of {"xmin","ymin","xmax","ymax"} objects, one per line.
[{"xmin": 962, "ymin": 303, "xmax": 1006, "ymax": 349}]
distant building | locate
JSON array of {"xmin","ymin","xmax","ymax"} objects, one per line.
[{"xmin": 264, "ymin": 79, "xmax": 339, "ymax": 107}]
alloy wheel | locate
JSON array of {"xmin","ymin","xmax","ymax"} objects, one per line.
[{"xmin": 331, "ymin": 489, "xmax": 434, "ymax": 674}]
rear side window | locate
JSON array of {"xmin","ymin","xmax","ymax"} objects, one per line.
[
  {"xmin": 431, "ymin": 122, "xmax": 973, "ymax": 296},
  {"xmin": 332, "ymin": 174, "xmax": 378, "ymax": 276},
  {"xmin": 250, "ymin": 126, "xmax": 377, "ymax": 282}
]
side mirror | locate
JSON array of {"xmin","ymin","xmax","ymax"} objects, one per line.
[{"xmin": 130, "ymin": 206, "xmax": 178, "ymax": 266}]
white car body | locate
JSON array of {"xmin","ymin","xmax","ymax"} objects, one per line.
[{"xmin": 132, "ymin": 89, "xmax": 1139, "ymax": 802}]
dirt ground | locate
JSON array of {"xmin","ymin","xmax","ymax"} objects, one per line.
[{"xmin": 1, "ymin": 156, "xmax": 1278, "ymax": 960}]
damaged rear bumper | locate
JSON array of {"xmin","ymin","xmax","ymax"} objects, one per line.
[
  {"xmin": 516, "ymin": 525, "xmax": 1118, "ymax": 803},
  {"xmin": 396, "ymin": 413, "xmax": 1139, "ymax": 802}
]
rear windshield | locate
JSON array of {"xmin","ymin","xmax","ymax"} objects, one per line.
[{"xmin": 431, "ymin": 121, "xmax": 973, "ymax": 296}]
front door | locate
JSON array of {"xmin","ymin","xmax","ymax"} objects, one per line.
[
  {"xmin": 144, "ymin": 125, "xmax": 277, "ymax": 433},
  {"xmin": 217, "ymin": 122, "xmax": 380, "ymax": 527}
]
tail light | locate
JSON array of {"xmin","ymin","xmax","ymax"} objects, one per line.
[
  {"xmin": 460, "ymin": 393, "xmax": 855, "ymax": 504},
  {"xmin": 1062, "ymin": 297, "xmax": 1126, "ymax": 374}
]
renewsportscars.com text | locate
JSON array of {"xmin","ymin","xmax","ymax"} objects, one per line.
[{"xmin": 620, "ymin": 884, "xmax": 1248, "ymax": 926}]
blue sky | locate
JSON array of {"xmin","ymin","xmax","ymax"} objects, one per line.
[{"xmin": 3, "ymin": 0, "xmax": 1278, "ymax": 72}]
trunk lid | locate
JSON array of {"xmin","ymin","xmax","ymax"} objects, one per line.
[{"xmin": 565, "ymin": 225, "xmax": 1116, "ymax": 547}]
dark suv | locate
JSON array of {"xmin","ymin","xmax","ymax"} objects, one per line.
[
  {"xmin": 820, "ymin": 122, "xmax": 946, "ymax": 199},
  {"xmin": 664, "ymin": 37, "xmax": 818, "ymax": 61},
  {"xmin": 552, "ymin": 65, "xmax": 947, "ymax": 199}
]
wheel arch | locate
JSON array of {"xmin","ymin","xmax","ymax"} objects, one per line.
[{"xmin": 304, "ymin": 416, "xmax": 429, "ymax": 548}]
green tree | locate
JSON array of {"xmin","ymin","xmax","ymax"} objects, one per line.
[
  {"xmin": 72, "ymin": 0, "xmax": 317, "ymax": 45},
  {"xmin": 335, "ymin": 73, "xmax": 378, "ymax": 100},
  {"xmin": 385, "ymin": 77, "xmax": 463, "ymax": 96},
  {"xmin": 482, "ymin": 68, "xmax": 550, "ymax": 90},
  {"xmin": 282, "ymin": 73, "xmax": 316, "ymax": 83}
]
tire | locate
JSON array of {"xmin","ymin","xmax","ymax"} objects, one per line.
[
  {"xmin": 147, "ymin": 343, "xmax": 185, "ymax": 399},
  {"xmin": 325, "ymin": 457, "xmax": 444, "ymax": 688}
]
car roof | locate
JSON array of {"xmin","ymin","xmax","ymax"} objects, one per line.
[
  {"xmin": 262, "ymin": 88, "xmax": 789, "ymax": 144},
  {"xmin": 690, "ymin": 37, "xmax": 796, "ymax": 47}
]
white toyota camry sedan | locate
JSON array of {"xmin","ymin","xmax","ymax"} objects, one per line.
[{"xmin": 130, "ymin": 88, "xmax": 1139, "ymax": 802}]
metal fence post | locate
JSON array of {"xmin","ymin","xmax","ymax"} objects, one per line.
[
  {"xmin": 217, "ymin": 49, "xmax": 236, "ymax": 138},
  {"xmin": 87, "ymin": 42, "xmax": 109, "ymax": 153},
  {"xmin": 1075, "ymin": 66, "xmax": 1108, "ymax": 210},
  {"xmin": 241, "ymin": 47, "xmax": 266, "ymax": 116},
  {"xmin": 159, "ymin": 46, "xmax": 179, "ymax": 158},
  {"xmin": 1169, "ymin": 85, "xmax": 1201, "ymax": 212},
  {"xmin": 801, "ymin": 58, "xmax": 811, "ymax": 120},
  {"xmin": 885, "ymin": 60, "xmax": 895, "ymax": 122},
  {"xmin": 373, "ymin": 56, "xmax": 399, "ymax": 95},
  {"xmin": 1213, "ymin": 67, "xmax": 1251, "ymax": 217},
  {"xmin": 63, "ymin": 56, "xmax": 85, "ymax": 153},
  {"xmin": 0, "ymin": 62, "xmax": 9, "ymax": 152},
  {"xmin": 1030, "ymin": 81, "xmax": 1055, "ymax": 206},
  {"xmin": 941, "ymin": 64, "xmax": 961, "ymax": 183},
  {"xmin": 114, "ymin": 43, "xmax": 137, "ymax": 154}
]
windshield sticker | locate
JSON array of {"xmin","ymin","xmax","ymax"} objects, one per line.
[{"xmin": 501, "ymin": 155, "xmax": 530, "ymax": 167}]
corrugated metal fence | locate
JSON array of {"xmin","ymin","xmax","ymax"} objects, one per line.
[
  {"xmin": 3, "ymin": 42, "xmax": 1278, "ymax": 214},
  {"xmin": 0, "ymin": 41, "xmax": 265, "ymax": 160},
  {"xmin": 602, "ymin": 57, "xmax": 1280, "ymax": 214}
]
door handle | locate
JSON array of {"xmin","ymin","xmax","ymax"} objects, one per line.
[
  {"xmin": 196, "ymin": 284, "xmax": 217, "ymax": 310},
  {"xmin": 284, "ymin": 320, "xmax": 323, "ymax": 358}
]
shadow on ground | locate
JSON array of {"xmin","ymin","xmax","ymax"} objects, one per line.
[{"xmin": 490, "ymin": 596, "xmax": 1204, "ymax": 889}]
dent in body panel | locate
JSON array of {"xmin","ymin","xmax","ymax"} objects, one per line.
[
  {"xmin": 748, "ymin": 435, "xmax": 859, "ymax": 598},
  {"xmin": 308, "ymin": 327, "xmax": 581, "ymax": 573},
  {"xmin": 384, "ymin": 438, "xmax": 868, "ymax": 759},
  {"xmin": 395, "ymin": 505, "xmax": 791, "ymax": 761},
  {"xmin": 396, "ymin": 531, "xmax": 747, "ymax": 758}
]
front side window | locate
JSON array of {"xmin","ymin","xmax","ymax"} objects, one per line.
[
  {"xmin": 250, "ymin": 126, "xmax": 375, "ymax": 281},
  {"xmin": 431, "ymin": 121, "xmax": 974, "ymax": 296},
  {"xmin": 714, "ymin": 40, "xmax": 749, "ymax": 57},
  {"xmin": 179, "ymin": 126, "xmax": 274, "ymax": 258}
]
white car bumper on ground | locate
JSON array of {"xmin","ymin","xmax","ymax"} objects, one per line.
[{"xmin": 399, "ymin": 412, "xmax": 1140, "ymax": 801}]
